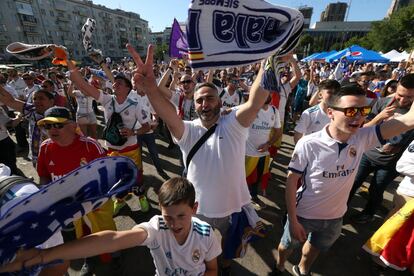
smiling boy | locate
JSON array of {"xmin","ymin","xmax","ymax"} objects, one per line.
[{"xmin": 0, "ymin": 177, "xmax": 221, "ymax": 276}]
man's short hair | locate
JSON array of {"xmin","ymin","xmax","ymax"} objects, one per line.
[
  {"xmin": 318, "ymin": 79, "xmax": 340, "ymax": 94},
  {"xmin": 195, "ymin": 82, "xmax": 218, "ymax": 95},
  {"xmin": 158, "ymin": 177, "xmax": 196, "ymax": 208},
  {"xmin": 114, "ymin": 74, "xmax": 132, "ymax": 90},
  {"xmin": 327, "ymin": 84, "xmax": 366, "ymax": 107},
  {"xmin": 400, "ymin": 74, "xmax": 414, "ymax": 90},
  {"xmin": 35, "ymin": 89, "xmax": 55, "ymax": 100}
]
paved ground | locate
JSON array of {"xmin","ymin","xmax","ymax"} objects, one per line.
[{"xmin": 13, "ymin": 120, "xmax": 407, "ymax": 276}]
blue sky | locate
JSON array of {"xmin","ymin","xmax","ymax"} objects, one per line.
[{"xmin": 93, "ymin": 0, "xmax": 392, "ymax": 32}]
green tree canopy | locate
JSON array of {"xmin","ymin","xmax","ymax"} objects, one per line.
[{"xmin": 367, "ymin": 5, "xmax": 414, "ymax": 52}]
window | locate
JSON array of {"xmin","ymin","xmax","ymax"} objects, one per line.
[
  {"xmin": 40, "ymin": 9, "xmax": 46, "ymax": 15},
  {"xmin": 50, "ymin": 10, "xmax": 54, "ymax": 17}
]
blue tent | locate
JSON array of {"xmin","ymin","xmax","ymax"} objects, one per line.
[
  {"xmin": 312, "ymin": 50, "xmax": 337, "ymax": 60},
  {"xmin": 325, "ymin": 45, "xmax": 389, "ymax": 63},
  {"xmin": 301, "ymin": 52, "xmax": 320, "ymax": 62}
]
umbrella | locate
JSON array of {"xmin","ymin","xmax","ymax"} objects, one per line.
[
  {"xmin": 312, "ymin": 50, "xmax": 337, "ymax": 61},
  {"xmin": 325, "ymin": 45, "xmax": 389, "ymax": 63}
]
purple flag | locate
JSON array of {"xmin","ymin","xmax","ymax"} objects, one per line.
[{"xmin": 169, "ymin": 18, "xmax": 188, "ymax": 58}]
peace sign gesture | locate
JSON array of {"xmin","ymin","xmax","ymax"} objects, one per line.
[{"xmin": 126, "ymin": 44, "xmax": 157, "ymax": 93}]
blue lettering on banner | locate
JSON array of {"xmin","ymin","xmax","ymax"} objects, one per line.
[
  {"xmin": 197, "ymin": 0, "xmax": 239, "ymax": 9},
  {"xmin": 187, "ymin": 9, "xmax": 203, "ymax": 51},
  {"xmin": 212, "ymin": 11, "xmax": 282, "ymax": 47}
]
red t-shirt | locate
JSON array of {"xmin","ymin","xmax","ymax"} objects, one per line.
[{"xmin": 37, "ymin": 135, "xmax": 106, "ymax": 182}]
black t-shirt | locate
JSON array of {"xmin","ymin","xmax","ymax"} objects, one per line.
[{"xmin": 365, "ymin": 97, "xmax": 414, "ymax": 166}]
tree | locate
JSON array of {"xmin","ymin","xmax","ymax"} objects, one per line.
[
  {"xmin": 366, "ymin": 5, "xmax": 414, "ymax": 52},
  {"xmin": 154, "ymin": 43, "xmax": 168, "ymax": 62},
  {"xmin": 297, "ymin": 33, "xmax": 314, "ymax": 57},
  {"xmin": 343, "ymin": 36, "xmax": 373, "ymax": 49}
]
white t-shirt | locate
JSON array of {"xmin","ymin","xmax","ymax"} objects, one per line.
[
  {"xmin": 219, "ymin": 88, "xmax": 244, "ymax": 108},
  {"xmin": 73, "ymin": 90, "xmax": 94, "ymax": 115},
  {"xmin": 278, "ymin": 82, "xmax": 292, "ymax": 124},
  {"xmin": 98, "ymin": 92, "xmax": 149, "ymax": 150},
  {"xmin": 396, "ymin": 141, "xmax": 414, "ymax": 197},
  {"xmin": 294, "ymin": 103, "xmax": 330, "ymax": 136},
  {"xmin": 135, "ymin": 93, "xmax": 155, "ymax": 134},
  {"xmin": 171, "ymin": 90, "xmax": 197, "ymax": 121},
  {"xmin": 24, "ymin": 84, "xmax": 41, "ymax": 103},
  {"xmin": 8, "ymin": 77, "xmax": 26, "ymax": 99},
  {"xmin": 289, "ymin": 125, "xmax": 382, "ymax": 219},
  {"xmin": 246, "ymin": 106, "xmax": 281, "ymax": 157},
  {"xmin": 175, "ymin": 110, "xmax": 251, "ymax": 218},
  {"xmin": 138, "ymin": 215, "xmax": 221, "ymax": 276}
]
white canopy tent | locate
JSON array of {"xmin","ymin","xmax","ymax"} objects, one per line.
[{"xmin": 382, "ymin": 50, "xmax": 409, "ymax": 62}]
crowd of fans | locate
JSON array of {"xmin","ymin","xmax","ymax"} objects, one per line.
[{"xmin": 0, "ymin": 45, "xmax": 414, "ymax": 276}]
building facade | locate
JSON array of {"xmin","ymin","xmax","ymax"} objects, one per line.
[
  {"xmin": 0, "ymin": 0, "xmax": 150, "ymax": 61},
  {"xmin": 320, "ymin": 2, "xmax": 348, "ymax": 22},
  {"xmin": 298, "ymin": 6, "xmax": 313, "ymax": 29}
]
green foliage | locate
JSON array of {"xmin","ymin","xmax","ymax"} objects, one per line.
[
  {"xmin": 154, "ymin": 43, "xmax": 168, "ymax": 61},
  {"xmin": 366, "ymin": 5, "xmax": 414, "ymax": 52}
]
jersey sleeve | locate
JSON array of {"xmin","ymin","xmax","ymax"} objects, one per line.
[
  {"xmin": 97, "ymin": 91, "xmax": 112, "ymax": 105},
  {"xmin": 288, "ymin": 138, "xmax": 309, "ymax": 174},
  {"xmin": 205, "ymin": 229, "xmax": 222, "ymax": 262},
  {"xmin": 294, "ymin": 110, "xmax": 310, "ymax": 135},
  {"xmin": 397, "ymin": 141, "xmax": 414, "ymax": 177},
  {"xmin": 136, "ymin": 215, "xmax": 160, "ymax": 247},
  {"xmin": 86, "ymin": 137, "xmax": 106, "ymax": 158},
  {"xmin": 137, "ymin": 102, "xmax": 151, "ymax": 125}
]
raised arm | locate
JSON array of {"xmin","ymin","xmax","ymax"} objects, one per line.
[
  {"xmin": 0, "ymin": 228, "xmax": 148, "ymax": 273},
  {"xmin": 67, "ymin": 62, "xmax": 101, "ymax": 100},
  {"xmin": 0, "ymin": 85, "xmax": 24, "ymax": 113},
  {"xmin": 379, "ymin": 101, "xmax": 414, "ymax": 140},
  {"xmin": 289, "ymin": 57, "xmax": 301, "ymax": 89},
  {"xmin": 235, "ymin": 65, "xmax": 269, "ymax": 127},
  {"xmin": 128, "ymin": 44, "xmax": 185, "ymax": 140}
]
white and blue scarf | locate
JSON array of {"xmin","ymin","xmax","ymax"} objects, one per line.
[
  {"xmin": 0, "ymin": 156, "xmax": 138, "ymax": 266},
  {"xmin": 186, "ymin": 0, "xmax": 304, "ymax": 69}
]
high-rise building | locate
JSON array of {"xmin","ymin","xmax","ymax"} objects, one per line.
[
  {"xmin": 298, "ymin": 6, "xmax": 313, "ymax": 29},
  {"xmin": 0, "ymin": 0, "xmax": 150, "ymax": 61},
  {"xmin": 320, "ymin": 2, "xmax": 348, "ymax": 22},
  {"xmin": 387, "ymin": 0, "xmax": 414, "ymax": 17}
]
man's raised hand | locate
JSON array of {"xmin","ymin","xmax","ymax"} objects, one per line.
[{"xmin": 126, "ymin": 44, "xmax": 157, "ymax": 93}]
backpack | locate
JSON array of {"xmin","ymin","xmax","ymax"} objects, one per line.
[{"xmin": 102, "ymin": 98, "xmax": 135, "ymax": 146}]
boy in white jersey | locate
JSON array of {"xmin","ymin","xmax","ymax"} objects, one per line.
[
  {"xmin": 294, "ymin": 80, "xmax": 341, "ymax": 144},
  {"xmin": 270, "ymin": 84, "xmax": 414, "ymax": 275},
  {"xmin": 0, "ymin": 177, "xmax": 221, "ymax": 276}
]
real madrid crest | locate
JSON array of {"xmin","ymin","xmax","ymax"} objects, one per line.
[
  {"xmin": 124, "ymin": 110, "xmax": 129, "ymax": 116},
  {"xmin": 408, "ymin": 144, "xmax": 414, "ymax": 153},
  {"xmin": 80, "ymin": 157, "xmax": 88, "ymax": 166},
  {"xmin": 192, "ymin": 249, "xmax": 200, "ymax": 263},
  {"xmin": 349, "ymin": 146, "xmax": 357, "ymax": 157}
]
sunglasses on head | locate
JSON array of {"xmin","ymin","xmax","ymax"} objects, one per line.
[
  {"xmin": 180, "ymin": 80, "xmax": 192, "ymax": 84},
  {"xmin": 330, "ymin": 106, "xmax": 372, "ymax": 117},
  {"xmin": 43, "ymin": 123, "xmax": 66, "ymax": 130}
]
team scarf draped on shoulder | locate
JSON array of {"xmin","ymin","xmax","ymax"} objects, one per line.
[
  {"xmin": 0, "ymin": 156, "xmax": 138, "ymax": 266},
  {"xmin": 186, "ymin": 0, "xmax": 303, "ymax": 69}
]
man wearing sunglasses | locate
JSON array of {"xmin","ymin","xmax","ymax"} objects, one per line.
[
  {"xmin": 349, "ymin": 73, "xmax": 414, "ymax": 224},
  {"xmin": 219, "ymin": 73, "xmax": 246, "ymax": 108},
  {"xmin": 36, "ymin": 106, "xmax": 116, "ymax": 275},
  {"xmin": 273, "ymin": 80, "xmax": 414, "ymax": 276}
]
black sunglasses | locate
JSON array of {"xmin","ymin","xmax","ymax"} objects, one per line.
[
  {"xmin": 43, "ymin": 123, "xmax": 66, "ymax": 130},
  {"xmin": 330, "ymin": 106, "xmax": 372, "ymax": 117},
  {"xmin": 180, "ymin": 80, "xmax": 192, "ymax": 84}
]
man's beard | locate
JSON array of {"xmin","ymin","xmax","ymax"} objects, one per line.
[{"xmin": 197, "ymin": 105, "xmax": 221, "ymax": 121}]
